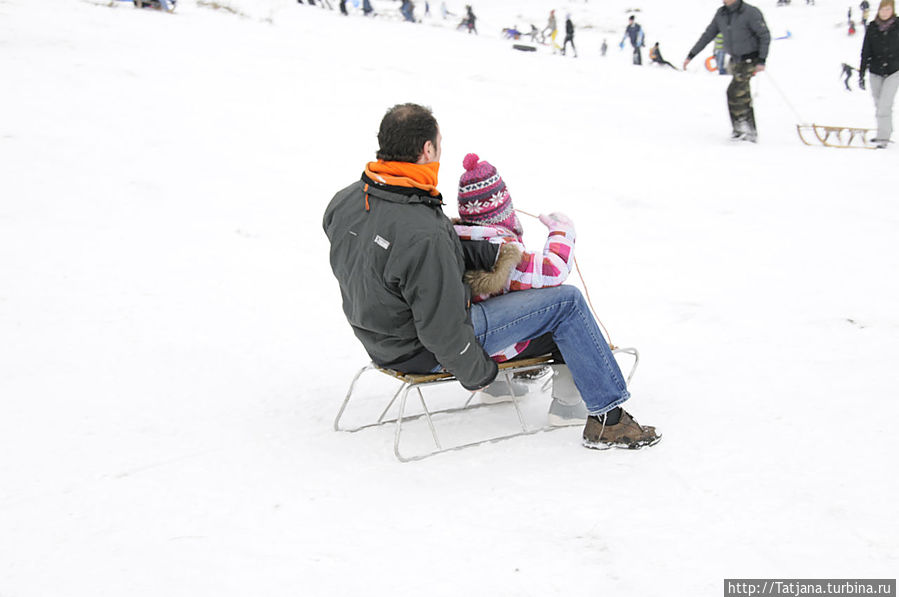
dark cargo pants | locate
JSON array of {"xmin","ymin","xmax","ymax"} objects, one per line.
[{"xmin": 727, "ymin": 58, "xmax": 758, "ymax": 133}]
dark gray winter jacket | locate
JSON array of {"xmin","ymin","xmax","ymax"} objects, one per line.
[
  {"xmin": 687, "ymin": 0, "xmax": 771, "ymax": 64},
  {"xmin": 323, "ymin": 175, "xmax": 498, "ymax": 391}
]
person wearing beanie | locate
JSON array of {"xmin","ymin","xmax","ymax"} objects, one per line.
[
  {"xmin": 453, "ymin": 153, "xmax": 587, "ymax": 426},
  {"xmin": 323, "ymin": 104, "xmax": 660, "ymax": 450},
  {"xmin": 859, "ymin": 0, "xmax": 899, "ymax": 147},
  {"xmin": 683, "ymin": 0, "xmax": 771, "ymax": 142}
]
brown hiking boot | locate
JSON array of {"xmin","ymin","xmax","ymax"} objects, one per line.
[{"xmin": 582, "ymin": 410, "xmax": 661, "ymax": 450}]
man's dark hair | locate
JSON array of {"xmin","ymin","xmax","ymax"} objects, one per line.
[{"xmin": 376, "ymin": 103, "xmax": 439, "ymax": 163}]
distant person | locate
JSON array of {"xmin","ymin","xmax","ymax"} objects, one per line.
[
  {"xmin": 842, "ymin": 62, "xmax": 857, "ymax": 90},
  {"xmin": 683, "ymin": 0, "xmax": 771, "ymax": 142},
  {"xmin": 859, "ymin": 0, "xmax": 899, "ymax": 148},
  {"xmin": 714, "ymin": 33, "xmax": 728, "ymax": 74},
  {"xmin": 400, "ymin": 0, "xmax": 416, "ymax": 22},
  {"xmin": 649, "ymin": 42, "xmax": 678, "ymax": 69},
  {"xmin": 562, "ymin": 14, "xmax": 578, "ymax": 57},
  {"xmin": 542, "ymin": 10, "xmax": 561, "ymax": 51},
  {"xmin": 620, "ymin": 15, "xmax": 645, "ymax": 65},
  {"xmin": 601, "ymin": 38, "xmax": 608, "ymax": 56},
  {"xmin": 861, "ymin": 0, "xmax": 871, "ymax": 24},
  {"xmin": 464, "ymin": 4, "xmax": 477, "ymax": 33}
]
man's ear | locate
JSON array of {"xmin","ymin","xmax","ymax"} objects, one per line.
[{"xmin": 416, "ymin": 140, "xmax": 432, "ymax": 164}]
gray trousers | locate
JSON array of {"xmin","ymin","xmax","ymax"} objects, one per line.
[{"xmin": 870, "ymin": 71, "xmax": 899, "ymax": 141}]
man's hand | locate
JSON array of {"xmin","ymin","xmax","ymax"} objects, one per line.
[
  {"xmin": 753, "ymin": 63, "xmax": 766, "ymax": 75},
  {"xmin": 683, "ymin": 57, "xmax": 691, "ymax": 70}
]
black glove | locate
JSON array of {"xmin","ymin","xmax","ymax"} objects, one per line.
[{"xmin": 859, "ymin": 75, "xmax": 866, "ymax": 90}]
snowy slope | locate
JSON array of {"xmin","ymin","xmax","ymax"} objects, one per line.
[{"xmin": 1, "ymin": 0, "xmax": 897, "ymax": 595}]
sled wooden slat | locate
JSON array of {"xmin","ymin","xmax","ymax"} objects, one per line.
[{"xmin": 796, "ymin": 123, "xmax": 878, "ymax": 149}]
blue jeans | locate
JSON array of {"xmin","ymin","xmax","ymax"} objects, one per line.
[
  {"xmin": 469, "ymin": 285, "xmax": 630, "ymax": 415},
  {"xmin": 715, "ymin": 49, "xmax": 727, "ymax": 74}
]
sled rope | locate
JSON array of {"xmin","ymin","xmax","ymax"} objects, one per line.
[
  {"xmin": 764, "ymin": 70, "xmax": 807, "ymax": 123},
  {"xmin": 515, "ymin": 208, "xmax": 616, "ymax": 349}
]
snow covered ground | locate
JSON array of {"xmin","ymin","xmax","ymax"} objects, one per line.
[{"xmin": 1, "ymin": 0, "xmax": 897, "ymax": 594}]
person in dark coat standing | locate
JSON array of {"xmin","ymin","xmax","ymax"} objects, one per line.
[
  {"xmin": 620, "ymin": 15, "xmax": 645, "ymax": 64},
  {"xmin": 683, "ymin": 0, "xmax": 770, "ymax": 142},
  {"xmin": 562, "ymin": 14, "xmax": 578, "ymax": 57},
  {"xmin": 859, "ymin": 0, "xmax": 899, "ymax": 147}
]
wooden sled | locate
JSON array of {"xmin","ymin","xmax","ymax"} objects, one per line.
[
  {"xmin": 796, "ymin": 123, "xmax": 877, "ymax": 148},
  {"xmin": 334, "ymin": 349, "xmax": 639, "ymax": 462}
]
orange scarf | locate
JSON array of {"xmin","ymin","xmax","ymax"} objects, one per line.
[{"xmin": 365, "ymin": 160, "xmax": 441, "ymax": 197}]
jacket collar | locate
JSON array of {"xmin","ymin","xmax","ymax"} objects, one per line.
[
  {"xmin": 364, "ymin": 160, "xmax": 441, "ymax": 197},
  {"xmin": 360, "ymin": 173, "xmax": 445, "ymax": 207}
]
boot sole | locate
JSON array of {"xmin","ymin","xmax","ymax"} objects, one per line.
[{"xmin": 582, "ymin": 434, "xmax": 662, "ymax": 450}]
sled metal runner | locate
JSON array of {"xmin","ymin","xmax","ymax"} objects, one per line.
[
  {"xmin": 334, "ymin": 349, "xmax": 640, "ymax": 462},
  {"xmin": 796, "ymin": 123, "xmax": 877, "ymax": 148}
]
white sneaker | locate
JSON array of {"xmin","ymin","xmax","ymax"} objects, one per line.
[
  {"xmin": 478, "ymin": 380, "xmax": 529, "ymax": 404},
  {"xmin": 547, "ymin": 397, "xmax": 588, "ymax": 427}
]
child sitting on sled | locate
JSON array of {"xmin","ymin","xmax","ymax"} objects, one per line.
[
  {"xmin": 454, "ymin": 153, "xmax": 575, "ymax": 304},
  {"xmin": 454, "ymin": 153, "xmax": 586, "ymax": 425}
]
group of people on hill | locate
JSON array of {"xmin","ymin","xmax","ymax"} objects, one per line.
[
  {"xmin": 535, "ymin": 9, "xmax": 577, "ymax": 56},
  {"xmin": 299, "ymin": 0, "xmax": 898, "ymax": 148},
  {"xmin": 299, "ymin": 0, "xmax": 469, "ymax": 23}
]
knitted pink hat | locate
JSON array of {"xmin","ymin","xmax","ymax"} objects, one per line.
[{"xmin": 457, "ymin": 153, "xmax": 522, "ymax": 235}]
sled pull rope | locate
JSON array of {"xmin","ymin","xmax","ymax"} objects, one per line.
[
  {"xmin": 515, "ymin": 208, "xmax": 616, "ymax": 350},
  {"xmin": 764, "ymin": 70, "xmax": 807, "ymax": 124}
]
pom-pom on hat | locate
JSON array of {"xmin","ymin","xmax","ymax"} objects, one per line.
[{"xmin": 457, "ymin": 153, "xmax": 522, "ymax": 235}]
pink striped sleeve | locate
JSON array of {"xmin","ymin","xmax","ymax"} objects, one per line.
[{"xmin": 506, "ymin": 224, "xmax": 575, "ymax": 290}]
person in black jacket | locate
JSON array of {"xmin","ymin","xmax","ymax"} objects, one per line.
[
  {"xmin": 562, "ymin": 14, "xmax": 577, "ymax": 57},
  {"xmin": 323, "ymin": 104, "xmax": 660, "ymax": 450},
  {"xmin": 620, "ymin": 15, "xmax": 645, "ymax": 65},
  {"xmin": 683, "ymin": 0, "xmax": 771, "ymax": 142},
  {"xmin": 859, "ymin": 0, "xmax": 899, "ymax": 147},
  {"xmin": 649, "ymin": 42, "xmax": 678, "ymax": 69}
]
